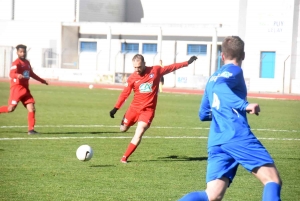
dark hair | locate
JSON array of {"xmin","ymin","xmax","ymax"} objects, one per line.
[
  {"xmin": 222, "ymin": 36, "xmax": 244, "ymax": 62},
  {"xmin": 132, "ymin": 54, "xmax": 145, "ymax": 63},
  {"xmin": 16, "ymin": 44, "xmax": 27, "ymax": 50}
]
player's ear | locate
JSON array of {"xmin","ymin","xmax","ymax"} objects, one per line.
[{"xmin": 221, "ymin": 52, "xmax": 225, "ymax": 61}]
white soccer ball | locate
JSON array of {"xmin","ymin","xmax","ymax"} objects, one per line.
[
  {"xmin": 76, "ymin": 145, "xmax": 93, "ymax": 161},
  {"xmin": 89, "ymin": 84, "xmax": 93, "ymax": 89}
]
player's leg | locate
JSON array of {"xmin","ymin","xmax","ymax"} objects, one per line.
[
  {"xmin": 221, "ymin": 139, "xmax": 282, "ymax": 201},
  {"xmin": 120, "ymin": 115, "xmax": 131, "ymax": 132},
  {"xmin": 0, "ymin": 104, "xmax": 17, "ymax": 113},
  {"xmin": 252, "ymin": 164, "xmax": 282, "ymax": 201},
  {"xmin": 179, "ymin": 178, "xmax": 229, "ymax": 201},
  {"xmin": 159, "ymin": 82, "xmax": 163, "ymax": 92},
  {"xmin": 119, "ymin": 107, "xmax": 138, "ymax": 132},
  {"xmin": 121, "ymin": 121, "xmax": 149, "ymax": 163},
  {"xmin": 22, "ymin": 91, "xmax": 38, "ymax": 135},
  {"xmin": 120, "ymin": 109, "xmax": 153, "ymax": 163},
  {"xmin": 0, "ymin": 87, "xmax": 19, "ymax": 113},
  {"xmin": 178, "ymin": 146, "xmax": 237, "ymax": 201},
  {"xmin": 26, "ymin": 103, "xmax": 37, "ymax": 134}
]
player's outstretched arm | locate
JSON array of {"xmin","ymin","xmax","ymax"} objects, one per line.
[
  {"xmin": 30, "ymin": 69, "xmax": 48, "ymax": 85},
  {"xmin": 159, "ymin": 56, "xmax": 198, "ymax": 75},
  {"xmin": 43, "ymin": 80, "xmax": 49, "ymax": 85}
]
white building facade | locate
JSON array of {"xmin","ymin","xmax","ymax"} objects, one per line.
[{"xmin": 0, "ymin": 0, "xmax": 299, "ymax": 94}]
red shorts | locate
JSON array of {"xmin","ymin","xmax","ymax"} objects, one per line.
[
  {"xmin": 121, "ymin": 107, "xmax": 155, "ymax": 127},
  {"xmin": 8, "ymin": 85, "xmax": 35, "ymax": 107}
]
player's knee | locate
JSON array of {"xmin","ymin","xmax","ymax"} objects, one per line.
[
  {"xmin": 207, "ymin": 193, "xmax": 224, "ymax": 201},
  {"xmin": 273, "ymin": 175, "xmax": 282, "ymax": 186},
  {"xmin": 120, "ymin": 126, "xmax": 129, "ymax": 132},
  {"xmin": 27, "ymin": 104, "xmax": 35, "ymax": 112},
  {"xmin": 7, "ymin": 105, "xmax": 16, "ymax": 112},
  {"xmin": 206, "ymin": 185, "xmax": 226, "ymax": 201}
]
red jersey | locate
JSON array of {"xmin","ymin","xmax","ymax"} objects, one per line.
[
  {"xmin": 114, "ymin": 61, "xmax": 189, "ymax": 111},
  {"xmin": 9, "ymin": 58, "xmax": 45, "ymax": 89}
]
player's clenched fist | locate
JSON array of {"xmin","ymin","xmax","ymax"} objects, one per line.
[
  {"xmin": 109, "ymin": 107, "xmax": 118, "ymax": 118},
  {"xmin": 246, "ymin": 103, "xmax": 260, "ymax": 116},
  {"xmin": 188, "ymin": 56, "xmax": 198, "ymax": 64}
]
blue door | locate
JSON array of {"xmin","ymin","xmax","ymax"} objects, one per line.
[{"xmin": 260, "ymin": 52, "xmax": 275, "ymax": 78}]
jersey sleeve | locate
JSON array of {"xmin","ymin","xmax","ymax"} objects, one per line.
[
  {"xmin": 9, "ymin": 62, "xmax": 20, "ymax": 79},
  {"xmin": 199, "ymin": 89, "xmax": 212, "ymax": 121},
  {"xmin": 29, "ymin": 64, "xmax": 46, "ymax": 83},
  {"xmin": 114, "ymin": 77, "xmax": 134, "ymax": 109},
  {"xmin": 30, "ymin": 70, "xmax": 46, "ymax": 83},
  {"xmin": 160, "ymin": 61, "xmax": 189, "ymax": 75}
]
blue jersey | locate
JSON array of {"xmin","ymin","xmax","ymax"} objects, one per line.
[{"xmin": 199, "ymin": 63, "xmax": 256, "ymax": 148}]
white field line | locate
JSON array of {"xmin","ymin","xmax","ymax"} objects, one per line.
[
  {"xmin": 0, "ymin": 125, "xmax": 299, "ymax": 141},
  {"xmin": 0, "ymin": 136, "xmax": 299, "ymax": 141},
  {"xmin": 0, "ymin": 124, "xmax": 299, "ymax": 133}
]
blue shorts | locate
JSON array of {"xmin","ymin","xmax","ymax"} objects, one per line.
[{"xmin": 206, "ymin": 138, "xmax": 274, "ymax": 184}]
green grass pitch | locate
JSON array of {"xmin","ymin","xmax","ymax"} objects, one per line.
[{"xmin": 0, "ymin": 82, "xmax": 299, "ymax": 201}]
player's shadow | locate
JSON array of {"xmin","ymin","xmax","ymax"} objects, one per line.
[
  {"xmin": 145, "ymin": 155, "xmax": 207, "ymax": 162},
  {"xmin": 42, "ymin": 131, "xmax": 121, "ymax": 135},
  {"xmin": 90, "ymin": 165, "xmax": 115, "ymax": 168}
]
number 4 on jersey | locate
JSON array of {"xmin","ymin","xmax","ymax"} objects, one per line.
[{"xmin": 212, "ymin": 93, "xmax": 220, "ymax": 110}]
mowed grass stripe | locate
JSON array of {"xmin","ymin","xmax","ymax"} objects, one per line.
[
  {"xmin": 1, "ymin": 136, "xmax": 299, "ymax": 141},
  {"xmin": 1, "ymin": 124, "xmax": 299, "ymax": 133}
]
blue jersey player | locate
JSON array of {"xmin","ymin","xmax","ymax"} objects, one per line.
[{"xmin": 178, "ymin": 36, "xmax": 282, "ymax": 201}]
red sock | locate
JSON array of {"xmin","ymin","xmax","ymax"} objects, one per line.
[
  {"xmin": 0, "ymin": 106, "xmax": 8, "ymax": 113},
  {"xmin": 123, "ymin": 143, "xmax": 137, "ymax": 159},
  {"xmin": 28, "ymin": 112, "xmax": 35, "ymax": 131}
]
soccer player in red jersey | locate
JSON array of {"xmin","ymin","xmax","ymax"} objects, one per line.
[
  {"xmin": 0, "ymin": 44, "xmax": 48, "ymax": 135},
  {"xmin": 109, "ymin": 54, "xmax": 197, "ymax": 163}
]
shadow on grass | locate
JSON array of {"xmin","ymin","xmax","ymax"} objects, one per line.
[
  {"xmin": 141, "ymin": 155, "xmax": 207, "ymax": 162},
  {"xmin": 42, "ymin": 131, "xmax": 122, "ymax": 135},
  {"xmin": 90, "ymin": 165, "xmax": 115, "ymax": 168}
]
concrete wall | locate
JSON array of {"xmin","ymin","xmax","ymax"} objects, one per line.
[
  {"xmin": 78, "ymin": 0, "xmax": 125, "ymax": 22},
  {"xmin": 243, "ymin": 0, "xmax": 298, "ymax": 93},
  {"xmin": 0, "ymin": 20, "xmax": 61, "ymax": 70},
  {"xmin": 0, "ymin": 0, "xmax": 13, "ymax": 20},
  {"xmin": 62, "ymin": 26, "xmax": 79, "ymax": 69},
  {"xmin": 0, "ymin": 0, "xmax": 299, "ymax": 93},
  {"xmin": 14, "ymin": 0, "xmax": 75, "ymax": 22}
]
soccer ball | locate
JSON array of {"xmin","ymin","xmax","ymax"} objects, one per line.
[
  {"xmin": 89, "ymin": 84, "xmax": 93, "ymax": 89},
  {"xmin": 76, "ymin": 145, "xmax": 93, "ymax": 161}
]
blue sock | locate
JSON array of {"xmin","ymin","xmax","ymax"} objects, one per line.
[
  {"xmin": 262, "ymin": 182, "xmax": 281, "ymax": 201},
  {"xmin": 178, "ymin": 191, "xmax": 208, "ymax": 201}
]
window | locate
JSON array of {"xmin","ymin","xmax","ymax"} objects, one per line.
[
  {"xmin": 142, "ymin": 43, "xmax": 157, "ymax": 54},
  {"xmin": 217, "ymin": 45, "xmax": 224, "ymax": 69},
  {"xmin": 42, "ymin": 48, "xmax": 58, "ymax": 68},
  {"xmin": 187, "ymin": 44, "xmax": 207, "ymax": 55},
  {"xmin": 80, "ymin": 42, "xmax": 97, "ymax": 52},
  {"xmin": 121, "ymin": 43, "xmax": 139, "ymax": 53},
  {"xmin": 260, "ymin": 51, "xmax": 276, "ymax": 78}
]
